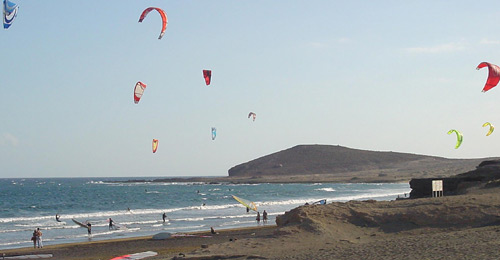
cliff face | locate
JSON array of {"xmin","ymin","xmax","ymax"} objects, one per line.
[
  {"xmin": 229, "ymin": 144, "xmax": 459, "ymax": 177},
  {"xmin": 409, "ymin": 160, "xmax": 500, "ymax": 198}
]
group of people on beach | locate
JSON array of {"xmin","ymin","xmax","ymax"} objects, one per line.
[
  {"xmin": 34, "ymin": 206, "xmax": 266, "ymax": 247},
  {"xmin": 31, "ymin": 228, "xmax": 43, "ymax": 248},
  {"xmin": 256, "ymin": 210, "xmax": 268, "ymax": 224}
]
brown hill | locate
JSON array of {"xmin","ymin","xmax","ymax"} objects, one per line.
[{"xmin": 227, "ymin": 145, "xmax": 490, "ymax": 182}]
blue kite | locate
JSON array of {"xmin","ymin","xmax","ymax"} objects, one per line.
[
  {"xmin": 3, "ymin": 0, "xmax": 18, "ymax": 29},
  {"xmin": 211, "ymin": 127, "xmax": 216, "ymax": 140}
]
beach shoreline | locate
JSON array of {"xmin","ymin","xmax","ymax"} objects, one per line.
[
  {"xmin": 0, "ymin": 180, "xmax": 409, "ymax": 255},
  {"xmin": 0, "ymin": 225, "xmax": 277, "ymax": 260},
  {"xmin": 2, "ymin": 186, "xmax": 500, "ymax": 259}
]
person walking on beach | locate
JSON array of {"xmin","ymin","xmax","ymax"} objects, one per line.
[
  {"xmin": 31, "ymin": 229, "xmax": 37, "ymax": 248},
  {"xmin": 87, "ymin": 222, "xmax": 92, "ymax": 235},
  {"xmin": 35, "ymin": 228, "xmax": 43, "ymax": 248},
  {"xmin": 109, "ymin": 218, "xmax": 114, "ymax": 230},
  {"xmin": 256, "ymin": 211, "xmax": 261, "ymax": 224},
  {"xmin": 162, "ymin": 212, "xmax": 167, "ymax": 223},
  {"xmin": 262, "ymin": 210, "xmax": 268, "ymax": 224}
]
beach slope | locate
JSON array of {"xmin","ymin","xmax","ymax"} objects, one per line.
[{"xmin": 186, "ymin": 187, "xmax": 500, "ymax": 259}]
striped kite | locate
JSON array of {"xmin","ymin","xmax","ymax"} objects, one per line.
[
  {"xmin": 134, "ymin": 82, "xmax": 147, "ymax": 104},
  {"xmin": 3, "ymin": 0, "xmax": 18, "ymax": 29}
]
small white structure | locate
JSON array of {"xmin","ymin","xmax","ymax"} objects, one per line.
[{"xmin": 432, "ymin": 180, "xmax": 443, "ymax": 197}]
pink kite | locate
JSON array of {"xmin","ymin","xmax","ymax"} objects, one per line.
[{"xmin": 203, "ymin": 70, "xmax": 212, "ymax": 85}]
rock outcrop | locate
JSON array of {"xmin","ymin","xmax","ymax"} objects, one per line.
[{"xmin": 410, "ymin": 160, "xmax": 500, "ymax": 198}]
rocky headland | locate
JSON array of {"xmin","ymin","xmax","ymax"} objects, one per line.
[{"xmin": 137, "ymin": 145, "xmax": 492, "ymax": 184}]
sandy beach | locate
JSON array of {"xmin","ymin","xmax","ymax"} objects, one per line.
[
  {"xmin": 0, "ymin": 226, "xmax": 277, "ymax": 260},
  {"xmin": 2, "ymin": 185, "xmax": 500, "ymax": 259}
]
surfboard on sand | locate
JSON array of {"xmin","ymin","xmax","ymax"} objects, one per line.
[
  {"xmin": 3, "ymin": 254, "xmax": 53, "ymax": 259},
  {"xmin": 109, "ymin": 251, "xmax": 157, "ymax": 260}
]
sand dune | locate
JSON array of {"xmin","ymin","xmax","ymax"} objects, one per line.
[{"xmin": 185, "ymin": 187, "xmax": 500, "ymax": 259}]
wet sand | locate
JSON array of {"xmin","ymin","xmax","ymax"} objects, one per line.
[{"xmin": 0, "ymin": 226, "xmax": 277, "ymax": 260}]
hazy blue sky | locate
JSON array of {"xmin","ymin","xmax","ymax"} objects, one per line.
[{"xmin": 2, "ymin": 1, "xmax": 500, "ymax": 178}]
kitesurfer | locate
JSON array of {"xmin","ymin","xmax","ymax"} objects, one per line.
[
  {"xmin": 256, "ymin": 212, "xmax": 261, "ymax": 224},
  {"xmin": 87, "ymin": 222, "xmax": 92, "ymax": 235},
  {"xmin": 162, "ymin": 212, "xmax": 167, "ymax": 223},
  {"xmin": 109, "ymin": 218, "xmax": 114, "ymax": 230},
  {"xmin": 55, "ymin": 214, "xmax": 60, "ymax": 222},
  {"xmin": 262, "ymin": 210, "xmax": 268, "ymax": 224}
]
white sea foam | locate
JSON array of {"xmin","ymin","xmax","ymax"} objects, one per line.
[{"xmin": 315, "ymin": 187, "xmax": 336, "ymax": 192}]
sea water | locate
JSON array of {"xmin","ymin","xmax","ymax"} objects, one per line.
[{"xmin": 0, "ymin": 178, "xmax": 410, "ymax": 250}]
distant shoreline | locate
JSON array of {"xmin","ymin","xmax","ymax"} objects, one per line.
[{"xmin": 111, "ymin": 174, "xmax": 412, "ymax": 184}]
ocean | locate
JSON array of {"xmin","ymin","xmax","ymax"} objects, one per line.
[{"xmin": 0, "ymin": 178, "xmax": 410, "ymax": 250}]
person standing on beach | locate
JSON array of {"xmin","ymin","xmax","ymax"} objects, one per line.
[
  {"xmin": 162, "ymin": 212, "xmax": 167, "ymax": 223},
  {"xmin": 87, "ymin": 222, "xmax": 92, "ymax": 235},
  {"xmin": 35, "ymin": 228, "xmax": 43, "ymax": 248},
  {"xmin": 256, "ymin": 212, "xmax": 261, "ymax": 224},
  {"xmin": 262, "ymin": 210, "xmax": 268, "ymax": 224},
  {"xmin": 31, "ymin": 229, "xmax": 37, "ymax": 248}
]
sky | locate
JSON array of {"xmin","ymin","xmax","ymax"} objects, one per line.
[{"xmin": 2, "ymin": 1, "xmax": 500, "ymax": 178}]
